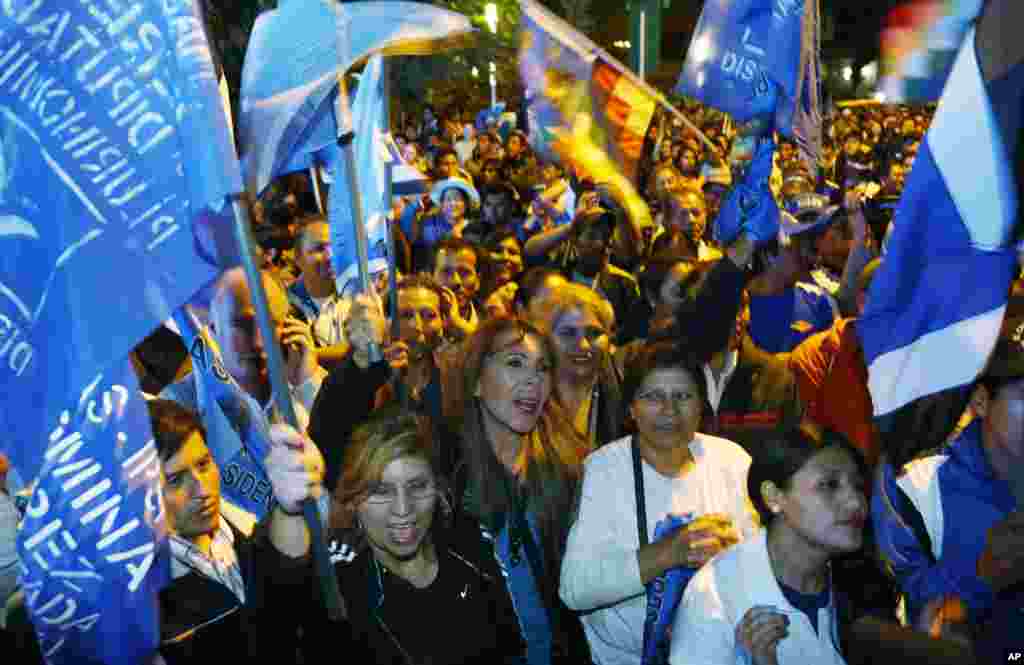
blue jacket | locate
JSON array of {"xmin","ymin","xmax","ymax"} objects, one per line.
[{"xmin": 872, "ymin": 420, "xmax": 1015, "ymax": 626}]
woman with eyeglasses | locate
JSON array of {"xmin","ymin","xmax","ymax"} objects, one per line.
[
  {"xmin": 445, "ymin": 316, "xmax": 592, "ymax": 665},
  {"xmin": 560, "ymin": 341, "xmax": 759, "ymax": 665},
  {"xmin": 308, "ymin": 407, "xmax": 524, "ymax": 665},
  {"xmin": 671, "ymin": 424, "xmax": 867, "ymax": 665}
]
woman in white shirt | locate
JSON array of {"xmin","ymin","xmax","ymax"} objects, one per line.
[
  {"xmin": 671, "ymin": 424, "xmax": 868, "ymax": 665},
  {"xmin": 560, "ymin": 342, "xmax": 759, "ymax": 665}
]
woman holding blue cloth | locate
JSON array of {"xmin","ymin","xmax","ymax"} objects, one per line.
[{"xmin": 560, "ymin": 341, "xmax": 759, "ymax": 665}]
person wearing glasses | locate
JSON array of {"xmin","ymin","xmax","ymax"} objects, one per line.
[
  {"xmin": 308, "ymin": 408, "xmax": 523, "ymax": 665},
  {"xmin": 671, "ymin": 424, "xmax": 867, "ymax": 665},
  {"xmin": 560, "ymin": 342, "xmax": 758, "ymax": 665}
]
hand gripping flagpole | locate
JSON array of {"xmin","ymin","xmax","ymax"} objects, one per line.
[
  {"xmin": 228, "ymin": 195, "xmax": 347, "ymax": 621},
  {"xmin": 335, "ymin": 74, "xmax": 383, "ymax": 363}
]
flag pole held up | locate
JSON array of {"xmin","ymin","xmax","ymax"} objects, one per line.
[
  {"xmin": 335, "ymin": 75, "xmax": 384, "ymax": 363},
  {"xmin": 227, "ymin": 195, "xmax": 347, "ymax": 621}
]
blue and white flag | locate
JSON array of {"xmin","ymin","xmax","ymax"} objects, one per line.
[
  {"xmin": 238, "ymin": 0, "xmax": 473, "ymax": 197},
  {"xmin": 330, "ymin": 55, "xmax": 391, "ymax": 298},
  {"xmin": 858, "ymin": 26, "xmax": 1018, "ymax": 430},
  {"xmin": 172, "ymin": 308, "xmax": 274, "ymax": 525},
  {"xmin": 675, "ymin": 0, "xmax": 822, "ymax": 162},
  {"xmin": 18, "ymin": 359, "xmax": 171, "ymax": 664}
]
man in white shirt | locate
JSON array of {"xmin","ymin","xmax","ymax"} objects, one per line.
[{"xmin": 287, "ymin": 218, "xmax": 351, "ymax": 369}]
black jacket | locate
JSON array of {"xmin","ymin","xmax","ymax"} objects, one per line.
[
  {"xmin": 158, "ymin": 518, "xmax": 312, "ymax": 664},
  {"xmin": 298, "ymin": 516, "xmax": 526, "ymax": 665},
  {"xmin": 4, "ymin": 517, "xmax": 311, "ymax": 665},
  {"xmin": 451, "ymin": 461, "xmax": 594, "ymax": 665}
]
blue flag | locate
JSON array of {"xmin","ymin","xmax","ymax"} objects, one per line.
[
  {"xmin": 0, "ymin": 0, "xmax": 241, "ymax": 483},
  {"xmin": 0, "ymin": 1, "xmax": 243, "ymax": 661},
  {"xmin": 675, "ymin": 0, "xmax": 821, "ymax": 162},
  {"xmin": 172, "ymin": 308, "xmax": 274, "ymax": 524},
  {"xmin": 857, "ymin": 26, "xmax": 1017, "ymax": 440},
  {"xmin": 238, "ymin": 0, "xmax": 473, "ymax": 197},
  {"xmin": 17, "ymin": 358, "xmax": 171, "ymax": 664},
  {"xmin": 330, "ymin": 55, "xmax": 391, "ymax": 297},
  {"xmin": 642, "ymin": 513, "xmax": 695, "ymax": 665}
]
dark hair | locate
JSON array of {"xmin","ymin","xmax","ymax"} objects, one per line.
[
  {"xmin": 147, "ymin": 399, "xmax": 207, "ymax": 463},
  {"xmin": 620, "ymin": 341, "xmax": 709, "ymax": 425},
  {"xmin": 638, "ymin": 253, "xmax": 698, "ymax": 303},
  {"xmin": 513, "ymin": 266, "xmax": 564, "ymax": 311},
  {"xmin": 433, "ymin": 237, "xmax": 481, "ymax": 271},
  {"xmin": 434, "ymin": 147, "xmax": 458, "ymax": 168},
  {"xmin": 482, "ymin": 157, "xmax": 504, "ymax": 175},
  {"xmin": 480, "ymin": 182, "xmax": 519, "ymax": 205},
  {"xmin": 484, "ymin": 228, "xmax": 520, "ymax": 252},
  {"xmin": 572, "ymin": 209, "xmax": 616, "ymax": 242},
  {"xmin": 649, "ymin": 230, "xmax": 698, "ymax": 260},
  {"xmin": 747, "ymin": 424, "xmax": 866, "ymax": 524}
]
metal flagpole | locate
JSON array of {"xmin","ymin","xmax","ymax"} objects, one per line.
[
  {"xmin": 310, "ymin": 166, "xmax": 325, "ymax": 214},
  {"xmin": 227, "ymin": 195, "xmax": 347, "ymax": 621},
  {"xmin": 638, "ymin": 10, "xmax": 646, "ymax": 80}
]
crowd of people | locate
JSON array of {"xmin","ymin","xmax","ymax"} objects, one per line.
[{"xmin": 2, "ymin": 18, "xmax": 1023, "ymax": 665}]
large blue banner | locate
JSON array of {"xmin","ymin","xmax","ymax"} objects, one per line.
[
  {"xmin": 18, "ymin": 358, "xmax": 171, "ymax": 664},
  {"xmin": 0, "ymin": 0, "xmax": 240, "ymax": 483}
]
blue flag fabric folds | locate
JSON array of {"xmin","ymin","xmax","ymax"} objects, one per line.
[
  {"xmin": 329, "ymin": 55, "xmax": 391, "ymax": 297},
  {"xmin": 642, "ymin": 513, "xmax": 695, "ymax": 665},
  {"xmin": 675, "ymin": 0, "xmax": 821, "ymax": 162},
  {"xmin": 18, "ymin": 359, "xmax": 170, "ymax": 664},
  {"xmin": 0, "ymin": 1, "xmax": 242, "ymax": 660},
  {"xmin": 238, "ymin": 0, "xmax": 473, "ymax": 197},
  {"xmin": 172, "ymin": 308, "xmax": 274, "ymax": 523},
  {"xmin": 858, "ymin": 26, "xmax": 1018, "ymax": 423},
  {"xmin": 0, "ymin": 0, "xmax": 237, "ymax": 488}
]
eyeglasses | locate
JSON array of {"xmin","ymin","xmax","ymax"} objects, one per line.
[
  {"xmin": 637, "ymin": 390, "xmax": 694, "ymax": 409},
  {"xmin": 365, "ymin": 480, "xmax": 437, "ymax": 505}
]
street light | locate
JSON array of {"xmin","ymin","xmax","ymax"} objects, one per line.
[
  {"xmin": 484, "ymin": 3, "xmax": 498, "ymax": 107},
  {"xmin": 484, "ymin": 3, "xmax": 498, "ymax": 34}
]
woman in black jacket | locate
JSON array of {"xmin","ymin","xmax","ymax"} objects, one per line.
[{"xmin": 311, "ymin": 407, "xmax": 524, "ymax": 665}]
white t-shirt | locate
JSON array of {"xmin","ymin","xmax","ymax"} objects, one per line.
[{"xmin": 560, "ymin": 433, "xmax": 759, "ymax": 665}]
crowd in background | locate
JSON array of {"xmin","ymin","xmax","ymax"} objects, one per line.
[{"xmin": 5, "ymin": 81, "xmax": 1020, "ymax": 665}]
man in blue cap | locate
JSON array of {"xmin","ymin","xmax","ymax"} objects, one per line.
[{"xmin": 745, "ymin": 203, "xmax": 841, "ymax": 354}]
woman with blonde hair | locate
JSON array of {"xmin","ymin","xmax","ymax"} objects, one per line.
[
  {"xmin": 533, "ymin": 282, "xmax": 624, "ymax": 448},
  {"xmin": 308, "ymin": 407, "xmax": 524, "ymax": 664},
  {"xmin": 446, "ymin": 316, "xmax": 592, "ymax": 665}
]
